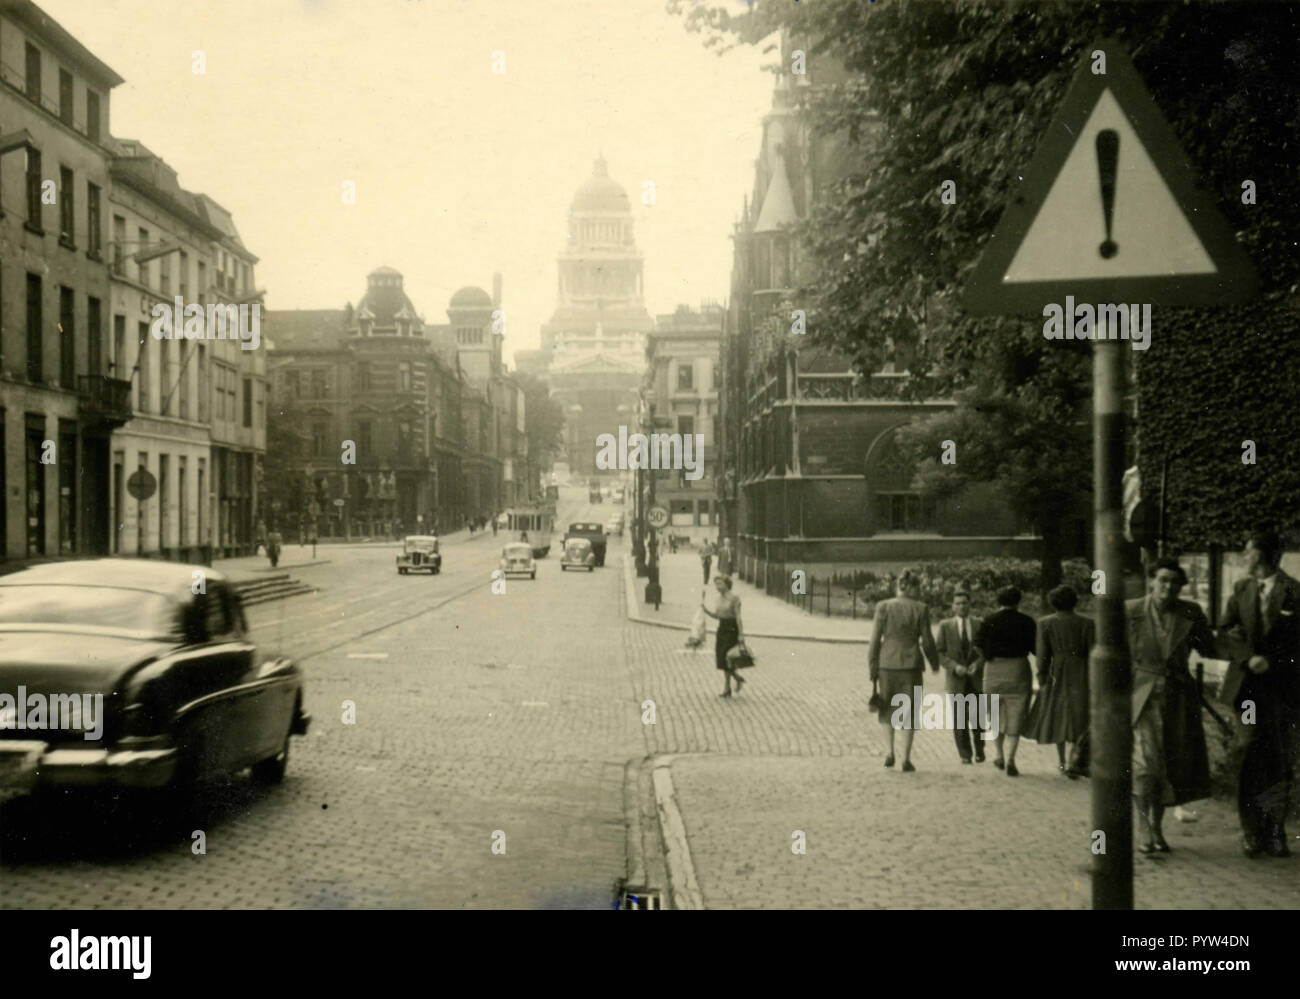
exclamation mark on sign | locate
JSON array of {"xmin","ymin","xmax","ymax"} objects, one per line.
[{"xmin": 1096, "ymin": 128, "xmax": 1119, "ymax": 259}]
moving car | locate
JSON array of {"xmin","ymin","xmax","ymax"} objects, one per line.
[
  {"xmin": 605, "ymin": 515, "xmax": 624, "ymax": 537},
  {"xmin": 0, "ymin": 559, "xmax": 310, "ymax": 797},
  {"xmin": 564, "ymin": 522, "xmax": 607, "ymax": 566},
  {"xmin": 396, "ymin": 535, "xmax": 442, "ymax": 575},
  {"xmin": 499, "ymin": 542, "xmax": 536, "ymax": 579},
  {"xmin": 559, "ymin": 537, "xmax": 595, "ymax": 572}
]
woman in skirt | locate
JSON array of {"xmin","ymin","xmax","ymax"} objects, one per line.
[
  {"xmin": 978, "ymin": 586, "xmax": 1038, "ymax": 776},
  {"xmin": 1025, "ymin": 585, "xmax": 1095, "ymax": 775},
  {"xmin": 702, "ymin": 574, "xmax": 746, "ymax": 697},
  {"xmin": 867, "ymin": 571, "xmax": 940, "ymax": 772}
]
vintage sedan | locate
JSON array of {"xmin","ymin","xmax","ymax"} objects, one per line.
[
  {"xmin": 499, "ymin": 542, "xmax": 536, "ymax": 579},
  {"xmin": 396, "ymin": 535, "xmax": 442, "ymax": 575},
  {"xmin": 0, "ymin": 559, "xmax": 310, "ymax": 798},
  {"xmin": 559, "ymin": 537, "xmax": 596, "ymax": 572}
]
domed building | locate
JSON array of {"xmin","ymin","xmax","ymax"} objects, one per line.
[{"xmin": 540, "ymin": 158, "xmax": 651, "ymax": 477}]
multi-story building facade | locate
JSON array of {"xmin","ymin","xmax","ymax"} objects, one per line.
[
  {"xmin": 643, "ymin": 304, "xmax": 724, "ymax": 543},
  {"xmin": 536, "ymin": 158, "xmax": 649, "ymax": 478},
  {"xmin": 267, "ymin": 268, "xmax": 529, "ymax": 538},
  {"xmin": 723, "ymin": 42, "xmax": 1038, "ymax": 588},
  {"xmin": 0, "ymin": 2, "xmax": 266, "ymax": 566},
  {"xmin": 0, "ymin": 0, "xmax": 126, "ymax": 562},
  {"xmin": 107, "ymin": 141, "xmax": 265, "ymax": 560}
]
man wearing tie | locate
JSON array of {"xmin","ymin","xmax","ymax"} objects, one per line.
[
  {"xmin": 936, "ymin": 589, "xmax": 985, "ymax": 763},
  {"xmin": 1219, "ymin": 529, "xmax": 1299, "ymax": 858}
]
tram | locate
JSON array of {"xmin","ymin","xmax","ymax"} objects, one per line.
[{"xmin": 505, "ymin": 505, "xmax": 554, "ymax": 558}]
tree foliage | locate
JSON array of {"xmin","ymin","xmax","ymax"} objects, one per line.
[{"xmin": 673, "ymin": 0, "xmax": 1300, "ymax": 570}]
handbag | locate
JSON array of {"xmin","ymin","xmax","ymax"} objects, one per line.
[
  {"xmin": 726, "ymin": 642, "xmax": 756, "ymax": 668},
  {"xmin": 868, "ymin": 677, "xmax": 882, "ymax": 712}
]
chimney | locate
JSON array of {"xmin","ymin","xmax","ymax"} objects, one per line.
[{"xmin": 492, "ymin": 272, "xmax": 502, "ymax": 308}]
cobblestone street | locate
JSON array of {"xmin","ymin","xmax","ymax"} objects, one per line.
[{"xmin": 1, "ymin": 520, "xmax": 641, "ymax": 909}]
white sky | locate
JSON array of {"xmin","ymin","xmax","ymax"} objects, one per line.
[{"xmin": 43, "ymin": 0, "xmax": 774, "ymax": 362}]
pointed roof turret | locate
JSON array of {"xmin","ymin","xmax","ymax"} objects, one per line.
[{"xmin": 754, "ymin": 152, "xmax": 798, "ymax": 233}]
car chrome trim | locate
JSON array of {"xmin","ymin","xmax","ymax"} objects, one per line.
[{"xmin": 173, "ymin": 673, "xmax": 298, "ymax": 721}]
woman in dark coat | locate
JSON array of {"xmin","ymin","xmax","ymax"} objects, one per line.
[
  {"xmin": 1026, "ymin": 585, "xmax": 1095, "ymax": 775},
  {"xmin": 1126, "ymin": 558, "xmax": 1216, "ymax": 854},
  {"xmin": 701, "ymin": 575, "xmax": 746, "ymax": 697}
]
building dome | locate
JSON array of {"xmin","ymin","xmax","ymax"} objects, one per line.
[
  {"xmin": 571, "ymin": 156, "xmax": 630, "ymax": 213},
  {"xmin": 449, "ymin": 286, "xmax": 493, "ymax": 308}
]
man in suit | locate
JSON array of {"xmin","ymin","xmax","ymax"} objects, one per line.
[
  {"xmin": 936, "ymin": 589, "xmax": 986, "ymax": 763},
  {"xmin": 1219, "ymin": 529, "xmax": 1299, "ymax": 858}
]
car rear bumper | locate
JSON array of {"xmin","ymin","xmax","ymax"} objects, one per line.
[{"xmin": 0, "ymin": 739, "xmax": 179, "ymax": 791}]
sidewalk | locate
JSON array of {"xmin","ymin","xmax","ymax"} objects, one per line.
[
  {"xmin": 213, "ymin": 553, "xmax": 334, "ymax": 580},
  {"xmin": 659, "ymin": 753, "xmax": 1299, "ymax": 909},
  {"xmin": 617, "ymin": 614, "xmax": 1298, "ymax": 910},
  {"xmin": 623, "ymin": 545, "xmax": 869, "ymax": 643}
]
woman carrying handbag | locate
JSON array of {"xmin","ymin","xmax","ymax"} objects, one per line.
[{"xmin": 702, "ymin": 574, "xmax": 748, "ymax": 697}]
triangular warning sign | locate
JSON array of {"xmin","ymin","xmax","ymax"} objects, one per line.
[{"xmin": 965, "ymin": 39, "xmax": 1257, "ymax": 315}]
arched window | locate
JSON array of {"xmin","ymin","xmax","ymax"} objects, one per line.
[{"xmin": 865, "ymin": 427, "xmax": 936, "ymax": 532}]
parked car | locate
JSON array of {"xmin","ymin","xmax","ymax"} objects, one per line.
[
  {"xmin": 499, "ymin": 542, "xmax": 536, "ymax": 579},
  {"xmin": 0, "ymin": 559, "xmax": 310, "ymax": 798},
  {"xmin": 612, "ymin": 487, "xmax": 625, "ymax": 504},
  {"xmin": 396, "ymin": 535, "xmax": 442, "ymax": 575},
  {"xmin": 560, "ymin": 537, "xmax": 596, "ymax": 572},
  {"xmin": 564, "ymin": 522, "xmax": 607, "ymax": 566},
  {"xmin": 605, "ymin": 516, "xmax": 624, "ymax": 537}
]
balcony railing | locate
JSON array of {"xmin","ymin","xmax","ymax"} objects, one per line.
[{"xmin": 77, "ymin": 374, "xmax": 133, "ymax": 425}]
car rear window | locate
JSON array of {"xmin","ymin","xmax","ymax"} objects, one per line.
[{"xmin": 0, "ymin": 585, "xmax": 180, "ymax": 636}]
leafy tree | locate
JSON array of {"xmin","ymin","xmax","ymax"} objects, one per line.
[{"xmin": 673, "ymin": 0, "xmax": 1300, "ymax": 584}]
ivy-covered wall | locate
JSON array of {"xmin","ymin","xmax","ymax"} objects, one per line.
[{"xmin": 1135, "ymin": 296, "xmax": 1300, "ymax": 551}]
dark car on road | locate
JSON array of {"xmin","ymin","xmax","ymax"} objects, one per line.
[
  {"xmin": 564, "ymin": 522, "xmax": 607, "ymax": 566},
  {"xmin": 0, "ymin": 560, "xmax": 310, "ymax": 800}
]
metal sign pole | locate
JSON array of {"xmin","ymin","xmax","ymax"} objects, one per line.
[{"xmin": 1090, "ymin": 335, "xmax": 1133, "ymax": 909}]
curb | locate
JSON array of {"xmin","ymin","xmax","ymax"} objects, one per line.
[
  {"xmin": 227, "ymin": 560, "xmax": 333, "ymax": 574},
  {"xmin": 621, "ymin": 555, "xmax": 870, "ymax": 644},
  {"xmin": 651, "ymin": 758, "xmax": 705, "ymax": 911}
]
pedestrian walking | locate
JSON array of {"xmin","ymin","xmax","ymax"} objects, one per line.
[
  {"xmin": 935, "ymin": 589, "xmax": 986, "ymax": 764},
  {"xmin": 492, "ymin": 514, "xmax": 499, "ymax": 537},
  {"xmin": 1218, "ymin": 529, "xmax": 1298, "ymax": 858},
  {"xmin": 717, "ymin": 538, "xmax": 734, "ymax": 577},
  {"xmin": 701, "ymin": 575, "xmax": 746, "ymax": 697},
  {"xmin": 700, "ymin": 539, "xmax": 716, "ymax": 584},
  {"xmin": 267, "ymin": 529, "xmax": 283, "ymax": 569},
  {"xmin": 867, "ymin": 570, "xmax": 940, "ymax": 772},
  {"xmin": 1126, "ymin": 557, "xmax": 1217, "ymax": 855},
  {"xmin": 976, "ymin": 585, "xmax": 1036, "ymax": 776},
  {"xmin": 1024, "ymin": 585, "xmax": 1095, "ymax": 777}
]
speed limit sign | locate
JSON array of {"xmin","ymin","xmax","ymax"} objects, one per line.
[{"xmin": 647, "ymin": 505, "xmax": 669, "ymax": 529}]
